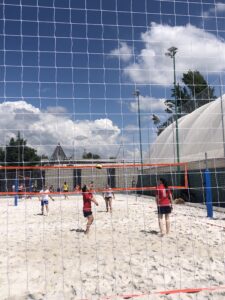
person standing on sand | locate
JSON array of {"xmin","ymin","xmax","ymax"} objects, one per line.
[
  {"xmin": 63, "ymin": 181, "xmax": 69, "ymax": 199},
  {"xmin": 82, "ymin": 184, "xmax": 98, "ymax": 234},
  {"xmin": 155, "ymin": 178, "xmax": 173, "ymax": 236},
  {"xmin": 18, "ymin": 183, "xmax": 24, "ymax": 199},
  {"xmin": 103, "ymin": 184, "xmax": 115, "ymax": 213},
  {"xmin": 39, "ymin": 185, "xmax": 50, "ymax": 216}
]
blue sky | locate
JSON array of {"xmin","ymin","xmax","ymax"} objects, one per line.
[{"xmin": 0, "ymin": 0, "xmax": 225, "ymax": 161}]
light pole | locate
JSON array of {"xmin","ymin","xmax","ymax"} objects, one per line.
[
  {"xmin": 133, "ymin": 90, "xmax": 143, "ymax": 170},
  {"xmin": 219, "ymin": 75, "xmax": 225, "ymax": 157},
  {"xmin": 165, "ymin": 46, "xmax": 180, "ymax": 164}
]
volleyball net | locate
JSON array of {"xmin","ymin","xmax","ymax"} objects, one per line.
[{"xmin": 0, "ymin": 162, "xmax": 188, "ymax": 196}]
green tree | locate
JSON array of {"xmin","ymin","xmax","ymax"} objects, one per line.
[
  {"xmin": 82, "ymin": 152, "xmax": 101, "ymax": 159},
  {"xmin": 157, "ymin": 70, "xmax": 217, "ymax": 135},
  {"xmin": 5, "ymin": 132, "xmax": 41, "ymax": 165},
  {"xmin": 169, "ymin": 70, "xmax": 216, "ymax": 114}
]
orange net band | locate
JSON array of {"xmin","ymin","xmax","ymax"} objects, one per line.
[{"xmin": 0, "ymin": 162, "xmax": 187, "ymax": 170}]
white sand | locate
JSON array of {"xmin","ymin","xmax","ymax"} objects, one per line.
[{"xmin": 0, "ymin": 194, "xmax": 225, "ymax": 300}]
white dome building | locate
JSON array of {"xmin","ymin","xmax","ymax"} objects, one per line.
[{"xmin": 149, "ymin": 96, "xmax": 225, "ymax": 163}]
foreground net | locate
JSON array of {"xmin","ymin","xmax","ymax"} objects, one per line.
[{"xmin": 1, "ymin": 0, "xmax": 225, "ymax": 299}]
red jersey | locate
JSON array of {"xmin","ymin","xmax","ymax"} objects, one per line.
[
  {"xmin": 156, "ymin": 184, "xmax": 172, "ymax": 207},
  {"xmin": 83, "ymin": 192, "xmax": 93, "ymax": 211}
]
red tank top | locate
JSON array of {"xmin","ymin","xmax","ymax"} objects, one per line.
[
  {"xmin": 83, "ymin": 192, "xmax": 93, "ymax": 211},
  {"xmin": 157, "ymin": 184, "xmax": 171, "ymax": 207}
]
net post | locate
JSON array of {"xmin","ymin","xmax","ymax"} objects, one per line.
[
  {"xmin": 14, "ymin": 173, "xmax": 18, "ymax": 206},
  {"xmin": 204, "ymin": 169, "xmax": 213, "ymax": 218},
  {"xmin": 204, "ymin": 153, "xmax": 213, "ymax": 218}
]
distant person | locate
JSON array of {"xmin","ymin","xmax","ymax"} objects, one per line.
[
  {"xmin": 89, "ymin": 181, "xmax": 97, "ymax": 195},
  {"xmin": 103, "ymin": 184, "xmax": 115, "ymax": 213},
  {"xmin": 82, "ymin": 184, "xmax": 98, "ymax": 235},
  {"xmin": 155, "ymin": 178, "xmax": 173, "ymax": 236},
  {"xmin": 49, "ymin": 185, "xmax": 55, "ymax": 201},
  {"xmin": 74, "ymin": 184, "xmax": 81, "ymax": 194},
  {"xmin": 39, "ymin": 185, "xmax": 50, "ymax": 216},
  {"xmin": 131, "ymin": 177, "xmax": 136, "ymax": 196},
  {"xmin": 132, "ymin": 177, "xmax": 136, "ymax": 188},
  {"xmin": 18, "ymin": 184, "xmax": 24, "ymax": 199},
  {"xmin": 26, "ymin": 183, "xmax": 33, "ymax": 199},
  {"xmin": 63, "ymin": 181, "xmax": 69, "ymax": 199},
  {"xmin": 33, "ymin": 185, "xmax": 37, "ymax": 193},
  {"xmin": 89, "ymin": 181, "xmax": 94, "ymax": 190}
]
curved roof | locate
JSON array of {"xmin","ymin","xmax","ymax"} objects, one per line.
[{"xmin": 149, "ymin": 96, "xmax": 225, "ymax": 163}]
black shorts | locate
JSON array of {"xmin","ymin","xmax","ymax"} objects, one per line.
[
  {"xmin": 83, "ymin": 211, "xmax": 92, "ymax": 218},
  {"xmin": 157, "ymin": 206, "xmax": 172, "ymax": 215},
  {"xmin": 105, "ymin": 197, "xmax": 112, "ymax": 201}
]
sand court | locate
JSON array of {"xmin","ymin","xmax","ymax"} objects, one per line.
[{"xmin": 0, "ymin": 194, "xmax": 225, "ymax": 299}]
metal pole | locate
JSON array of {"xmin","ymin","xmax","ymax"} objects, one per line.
[
  {"xmin": 165, "ymin": 47, "xmax": 180, "ymax": 193},
  {"xmin": 173, "ymin": 53, "xmax": 180, "ymax": 164},
  {"xmin": 14, "ymin": 169, "xmax": 18, "ymax": 206},
  {"xmin": 135, "ymin": 90, "xmax": 143, "ymax": 173},
  {"xmin": 219, "ymin": 75, "xmax": 225, "ymax": 157},
  {"xmin": 165, "ymin": 47, "xmax": 180, "ymax": 164},
  {"xmin": 137, "ymin": 92, "xmax": 143, "ymax": 166},
  {"xmin": 171, "ymin": 116, "xmax": 176, "ymax": 163}
]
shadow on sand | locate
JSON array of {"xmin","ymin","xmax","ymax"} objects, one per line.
[
  {"xmin": 70, "ymin": 228, "xmax": 85, "ymax": 233},
  {"xmin": 140, "ymin": 229, "xmax": 158, "ymax": 235}
]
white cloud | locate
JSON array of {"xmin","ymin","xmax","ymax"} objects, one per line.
[
  {"xmin": 129, "ymin": 95, "xmax": 167, "ymax": 113},
  {"xmin": 216, "ymin": 2, "xmax": 225, "ymax": 13},
  {"xmin": 204, "ymin": 2, "xmax": 225, "ymax": 17},
  {"xmin": 110, "ymin": 23, "xmax": 225, "ymax": 85},
  {"xmin": 46, "ymin": 106, "xmax": 68, "ymax": 113},
  {"xmin": 0, "ymin": 101, "xmax": 121, "ymax": 159},
  {"xmin": 109, "ymin": 42, "xmax": 133, "ymax": 62}
]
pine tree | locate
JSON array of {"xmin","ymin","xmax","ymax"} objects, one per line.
[{"xmin": 4, "ymin": 132, "xmax": 41, "ymax": 165}]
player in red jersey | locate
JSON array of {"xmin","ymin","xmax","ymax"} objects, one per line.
[
  {"xmin": 82, "ymin": 184, "xmax": 98, "ymax": 234},
  {"xmin": 156, "ymin": 178, "xmax": 173, "ymax": 236}
]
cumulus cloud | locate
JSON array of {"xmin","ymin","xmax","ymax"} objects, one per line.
[
  {"xmin": 129, "ymin": 95, "xmax": 167, "ymax": 113},
  {"xmin": 216, "ymin": 2, "xmax": 225, "ymax": 13},
  {"xmin": 46, "ymin": 106, "xmax": 68, "ymax": 113},
  {"xmin": 109, "ymin": 42, "xmax": 133, "ymax": 62},
  {"xmin": 0, "ymin": 101, "xmax": 121, "ymax": 159},
  {"xmin": 110, "ymin": 23, "xmax": 225, "ymax": 85},
  {"xmin": 204, "ymin": 2, "xmax": 225, "ymax": 17}
]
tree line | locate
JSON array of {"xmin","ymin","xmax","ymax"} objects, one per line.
[
  {"xmin": 0, "ymin": 132, "xmax": 42, "ymax": 166},
  {"xmin": 0, "ymin": 133, "xmax": 101, "ymax": 166}
]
